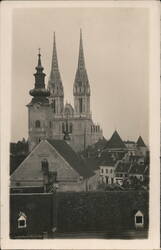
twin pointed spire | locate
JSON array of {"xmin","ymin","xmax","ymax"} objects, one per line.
[{"xmin": 48, "ymin": 30, "xmax": 89, "ymax": 98}]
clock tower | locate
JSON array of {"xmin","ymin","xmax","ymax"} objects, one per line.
[{"xmin": 27, "ymin": 49, "xmax": 51, "ymax": 151}]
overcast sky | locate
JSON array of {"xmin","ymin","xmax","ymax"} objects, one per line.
[{"xmin": 11, "ymin": 7, "xmax": 149, "ymax": 144}]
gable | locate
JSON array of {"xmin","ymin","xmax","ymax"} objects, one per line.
[{"xmin": 11, "ymin": 140, "xmax": 80, "ymax": 186}]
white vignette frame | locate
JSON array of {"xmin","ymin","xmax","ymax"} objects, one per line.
[{"xmin": 0, "ymin": 1, "xmax": 160, "ymax": 249}]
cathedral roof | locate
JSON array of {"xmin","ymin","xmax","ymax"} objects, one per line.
[
  {"xmin": 105, "ymin": 131, "xmax": 127, "ymax": 149},
  {"xmin": 136, "ymin": 136, "xmax": 146, "ymax": 147}
]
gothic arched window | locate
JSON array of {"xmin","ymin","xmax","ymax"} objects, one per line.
[
  {"xmin": 51, "ymin": 99, "xmax": 56, "ymax": 113},
  {"xmin": 62, "ymin": 123, "xmax": 65, "ymax": 133},
  {"xmin": 79, "ymin": 98, "xmax": 83, "ymax": 113},
  {"xmin": 35, "ymin": 120, "xmax": 41, "ymax": 128},
  {"xmin": 70, "ymin": 123, "xmax": 73, "ymax": 133}
]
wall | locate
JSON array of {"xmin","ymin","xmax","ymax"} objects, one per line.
[
  {"xmin": 56, "ymin": 191, "xmax": 149, "ymax": 233},
  {"xmin": 10, "ymin": 193, "xmax": 54, "ymax": 238},
  {"xmin": 10, "ymin": 191, "xmax": 149, "ymax": 238}
]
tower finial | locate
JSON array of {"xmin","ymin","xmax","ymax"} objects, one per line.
[
  {"xmin": 29, "ymin": 50, "xmax": 50, "ymax": 100},
  {"xmin": 51, "ymin": 31, "xmax": 59, "ymax": 71},
  {"xmin": 78, "ymin": 29, "xmax": 85, "ymax": 69},
  {"xmin": 37, "ymin": 48, "xmax": 42, "ymax": 68}
]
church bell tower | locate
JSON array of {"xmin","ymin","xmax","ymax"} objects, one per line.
[{"xmin": 27, "ymin": 49, "xmax": 50, "ymax": 151}]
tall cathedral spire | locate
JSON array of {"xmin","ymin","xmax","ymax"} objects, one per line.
[
  {"xmin": 73, "ymin": 30, "xmax": 91, "ymax": 116},
  {"xmin": 48, "ymin": 32, "xmax": 64, "ymax": 97},
  {"xmin": 78, "ymin": 29, "xmax": 86, "ymax": 70},
  {"xmin": 50, "ymin": 32, "xmax": 59, "ymax": 78},
  {"xmin": 74, "ymin": 29, "xmax": 90, "ymax": 94}
]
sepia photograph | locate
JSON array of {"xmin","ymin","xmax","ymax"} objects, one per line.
[{"xmin": 0, "ymin": 1, "xmax": 160, "ymax": 249}]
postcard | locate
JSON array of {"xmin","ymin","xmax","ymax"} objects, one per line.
[{"xmin": 0, "ymin": 1, "xmax": 160, "ymax": 249}]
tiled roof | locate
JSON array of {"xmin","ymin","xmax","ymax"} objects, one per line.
[
  {"xmin": 93, "ymin": 137, "xmax": 108, "ymax": 150},
  {"xmin": 105, "ymin": 131, "xmax": 127, "ymax": 149},
  {"xmin": 98, "ymin": 151, "xmax": 116, "ymax": 166},
  {"xmin": 124, "ymin": 140, "xmax": 135, "ymax": 144},
  {"xmin": 129, "ymin": 163, "xmax": 146, "ymax": 175},
  {"xmin": 115, "ymin": 162, "xmax": 131, "ymax": 173},
  {"xmin": 136, "ymin": 136, "xmax": 146, "ymax": 147},
  {"xmin": 47, "ymin": 140, "xmax": 93, "ymax": 178}
]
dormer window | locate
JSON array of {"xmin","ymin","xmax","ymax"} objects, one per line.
[
  {"xmin": 134, "ymin": 210, "xmax": 144, "ymax": 229},
  {"xmin": 18, "ymin": 212, "xmax": 27, "ymax": 229}
]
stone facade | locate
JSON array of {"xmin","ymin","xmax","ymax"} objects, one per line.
[{"xmin": 28, "ymin": 31, "xmax": 103, "ymax": 152}]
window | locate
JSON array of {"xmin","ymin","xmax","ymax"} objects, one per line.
[
  {"xmin": 136, "ymin": 216, "xmax": 142, "ymax": 224},
  {"xmin": 70, "ymin": 123, "xmax": 73, "ymax": 133},
  {"xmin": 49, "ymin": 121, "xmax": 52, "ymax": 128},
  {"xmin": 51, "ymin": 99, "xmax": 56, "ymax": 113},
  {"xmin": 35, "ymin": 120, "xmax": 40, "ymax": 128},
  {"xmin": 62, "ymin": 123, "xmax": 65, "ymax": 133},
  {"xmin": 110, "ymin": 169, "xmax": 113, "ymax": 173},
  {"xmin": 106, "ymin": 169, "xmax": 108, "ymax": 174},
  {"xmin": 19, "ymin": 220, "xmax": 25, "ymax": 227},
  {"xmin": 79, "ymin": 98, "xmax": 83, "ymax": 113},
  {"xmin": 18, "ymin": 212, "xmax": 27, "ymax": 229}
]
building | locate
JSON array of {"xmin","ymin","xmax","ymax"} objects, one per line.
[
  {"xmin": 27, "ymin": 31, "xmax": 103, "ymax": 153},
  {"xmin": 114, "ymin": 161, "xmax": 131, "ymax": 185},
  {"xmin": 136, "ymin": 136, "xmax": 147, "ymax": 157},
  {"xmin": 128, "ymin": 163, "xmax": 147, "ymax": 182},
  {"xmin": 10, "ymin": 139, "xmax": 93, "ymax": 192},
  {"xmin": 10, "ymin": 139, "xmax": 29, "ymax": 174}
]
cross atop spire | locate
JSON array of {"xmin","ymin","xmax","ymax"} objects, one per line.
[
  {"xmin": 78, "ymin": 29, "xmax": 86, "ymax": 70},
  {"xmin": 37, "ymin": 48, "xmax": 42, "ymax": 68}
]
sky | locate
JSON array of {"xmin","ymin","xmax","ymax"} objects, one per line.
[{"xmin": 11, "ymin": 7, "xmax": 149, "ymax": 144}]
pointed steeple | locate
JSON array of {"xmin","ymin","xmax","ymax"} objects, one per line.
[
  {"xmin": 137, "ymin": 136, "xmax": 146, "ymax": 147},
  {"xmin": 37, "ymin": 48, "xmax": 42, "ymax": 68},
  {"xmin": 106, "ymin": 130, "xmax": 126, "ymax": 149},
  {"xmin": 50, "ymin": 32, "xmax": 59, "ymax": 78},
  {"xmin": 78, "ymin": 29, "xmax": 86, "ymax": 70},
  {"xmin": 29, "ymin": 49, "xmax": 50, "ymax": 102},
  {"xmin": 48, "ymin": 33, "xmax": 64, "ymax": 97},
  {"xmin": 74, "ymin": 29, "xmax": 90, "ymax": 95}
]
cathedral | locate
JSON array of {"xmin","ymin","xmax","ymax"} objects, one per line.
[{"xmin": 27, "ymin": 30, "xmax": 103, "ymax": 152}]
